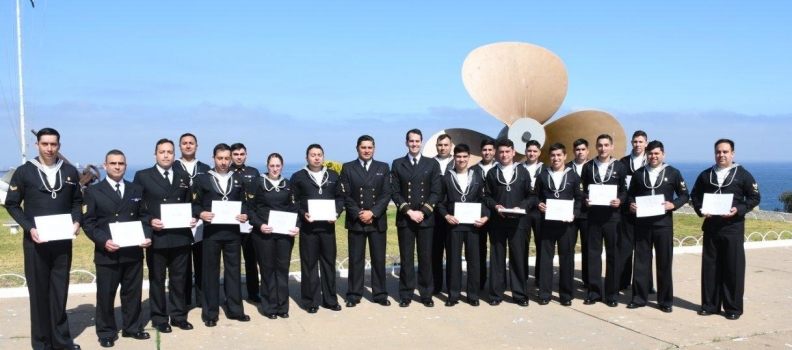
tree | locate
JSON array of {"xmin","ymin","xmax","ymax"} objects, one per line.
[{"xmin": 780, "ymin": 191, "xmax": 792, "ymax": 213}]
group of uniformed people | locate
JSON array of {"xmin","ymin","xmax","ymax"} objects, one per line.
[{"xmin": 5, "ymin": 127, "xmax": 761, "ymax": 350}]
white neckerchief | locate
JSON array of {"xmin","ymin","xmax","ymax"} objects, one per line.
[
  {"xmin": 497, "ymin": 162, "xmax": 515, "ymax": 183},
  {"xmin": 455, "ymin": 170, "xmax": 469, "ymax": 189},
  {"xmin": 179, "ymin": 159, "xmax": 198, "ymax": 176},
  {"xmin": 523, "ymin": 161, "xmax": 543, "ymax": 186},
  {"xmin": 715, "ymin": 164, "xmax": 738, "ymax": 185},
  {"xmin": 303, "ymin": 166, "xmax": 329, "ymax": 194},
  {"xmin": 435, "ymin": 156, "xmax": 452, "ymax": 175},
  {"xmin": 208, "ymin": 170, "xmax": 232, "ymax": 199},
  {"xmin": 547, "ymin": 167, "xmax": 572, "ymax": 199},
  {"xmin": 592, "ymin": 157, "xmax": 615, "ymax": 183},
  {"xmin": 477, "ymin": 161, "xmax": 495, "ymax": 176},
  {"xmin": 29, "ymin": 158, "xmax": 64, "ymax": 198},
  {"xmin": 572, "ymin": 160, "xmax": 587, "ymax": 176},
  {"xmin": 262, "ymin": 174, "xmax": 286, "ymax": 192},
  {"xmin": 646, "ymin": 164, "xmax": 667, "ymax": 188},
  {"xmin": 450, "ymin": 169, "xmax": 474, "ymax": 202},
  {"xmin": 106, "ymin": 177, "xmax": 124, "ymax": 197},
  {"xmin": 630, "ymin": 153, "xmax": 646, "ymax": 172}
]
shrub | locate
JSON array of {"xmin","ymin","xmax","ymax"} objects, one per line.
[{"xmin": 780, "ymin": 191, "xmax": 792, "ymax": 213}]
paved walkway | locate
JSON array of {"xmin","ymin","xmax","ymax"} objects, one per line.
[{"xmin": 2, "ymin": 243, "xmax": 792, "ymax": 349}]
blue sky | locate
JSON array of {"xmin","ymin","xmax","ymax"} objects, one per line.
[{"xmin": 0, "ymin": 0, "xmax": 790, "ymax": 169}]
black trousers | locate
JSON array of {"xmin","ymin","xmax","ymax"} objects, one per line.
[
  {"xmin": 300, "ymin": 230, "xmax": 339, "ymax": 307},
  {"xmin": 24, "ymin": 242, "xmax": 73, "ymax": 350},
  {"xmin": 252, "ymin": 233, "xmax": 294, "ymax": 314},
  {"xmin": 201, "ymin": 238, "xmax": 245, "ymax": 321},
  {"xmin": 489, "ymin": 223, "xmax": 528, "ymax": 302},
  {"xmin": 586, "ymin": 220, "xmax": 620, "ymax": 301},
  {"xmin": 397, "ymin": 225, "xmax": 434, "ymax": 301},
  {"xmin": 185, "ymin": 241, "xmax": 203, "ymax": 305},
  {"xmin": 701, "ymin": 227, "xmax": 746, "ymax": 315},
  {"xmin": 538, "ymin": 221, "xmax": 576, "ymax": 301},
  {"xmin": 348, "ymin": 229, "xmax": 388, "ymax": 302},
  {"xmin": 241, "ymin": 233, "xmax": 260, "ymax": 299},
  {"xmin": 478, "ymin": 222, "xmax": 489, "ymax": 290},
  {"xmin": 631, "ymin": 225, "xmax": 673, "ymax": 307},
  {"xmin": 524, "ymin": 210, "xmax": 541, "ymax": 282},
  {"xmin": 147, "ymin": 245, "xmax": 190, "ymax": 325},
  {"xmin": 574, "ymin": 218, "xmax": 589, "ymax": 285},
  {"xmin": 619, "ymin": 215, "xmax": 654, "ymax": 290},
  {"xmin": 446, "ymin": 228, "xmax": 480, "ymax": 302},
  {"xmin": 431, "ymin": 219, "xmax": 448, "ymax": 294},
  {"xmin": 95, "ymin": 261, "xmax": 144, "ymax": 340}
]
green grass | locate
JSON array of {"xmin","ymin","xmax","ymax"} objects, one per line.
[{"xmin": 1, "ymin": 207, "xmax": 790, "ymax": 287}]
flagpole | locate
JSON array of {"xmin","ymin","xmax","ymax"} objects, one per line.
[{"xmin": 16, "ymin": 0, "xmax": 27, "ymax": 164}]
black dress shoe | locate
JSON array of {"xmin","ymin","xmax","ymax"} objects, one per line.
[
  {"xmin": 488, "ymin": 300, "xmax": 502, "ymax": 306},
  {"xmin": 627, "ymin": 302, "xmax": 645, "ymax": 309},
  {"xmin": 345, "ymin": 300, "xmax": 359, "ymax": 307},
  {"xmin": 154, "ymin": 322, "xmax": 172, "ymax": 333},
  {"xmin": 444, "ymin": 300, "xmax": 458, "ymax": 307},
  {"xmin": 170, "ymin": 320, "xmax": 194, "ymax": 330},
  {"xmin": 398, "ymin": 299, "xmax": 411, "ymax": 307},
  {"xmin": 376, "ymin": 299, "xmax": 391, "ymax": 306},
  {"xmin": 121, "ymin": 330, "xmax": 150, "ymax": 340},
  {"xmin": 278, "ymin": 312, "xmax": 289, "ymax": 318},
  {"xmin": 322, "ymin": 303, "xmax": 342, "ymax": 311},
  {"xmin": 537, "ymin": 298, "xmax": 550, "ymax": 305},
  {"xmin": 697, "ymin": 309, "xmax": 719, "ymax": 316},
  {"xmin": 660, "ymin": 306, "xmax": 673, "ymax": 313},
  {"xmin": 560, "ymin": 299, "xmax": 572, "ymax": 306},
  {"xmin": 469, "ymin": 300, "xmax": 480, "ymax": 307},
  {"xmin": 516, "ymin": 299, "xmax": 529, "ymax": 307},
  {"xmin": 605, "ymin": 300, "xmax": 618, "ymax": 307},
  {"xmin": 247, "ymin": 295, "xmax": 262, "ymax": 303},
  {"xmin": 649, "ymin": 287, "xmax": 657, "ymax": 294},
  {"xmin": 265, "ymin": 313, "xmax": 277, "ymax": 319},
  {"xmin": 99, "ymin": 338, "xmax": 114, "ymax": 348},
  {"xmin": 725, "ymin": 313, "xmax": 740, "ymax": 320},
  {"xmin": 307, "ymin": 307, "xmax": 318, "ymax": 314},
  {"xmin": 204, "ymin": 320, "xmax": 217, "ymax": 327},
  {"xmin": 57, "ymin": 344, "xmax": 81, "ymax": 350},
  {"xmin": 229, "ymin": 314, "xmax": 251, "ymax": 322},
  {"xmin": 421, "ymin": 298, "xmax": 435, "ymax": 307},
  {"xmin": 583, "ymin": 298, "xmax": 599, "ymax": 305}
]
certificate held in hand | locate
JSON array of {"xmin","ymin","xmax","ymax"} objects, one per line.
[
  {"xmin": 109, "ymin": 221, "xmax": 146, "ymax": 247},
  {"xmin": 636, "ymin": 195, "xmax": 666, "ymax": 218},
  {"xmin": 268, "ymin": 210, "xmax": 298, "ymax": 235},
  {"xmin": 588, "ymin": 184, "xmax": 617, "ymax": 206},
  {"xmin": 702, "ymin": 193, "xmax": 734, "ymax": 215},
  {"xmin": 160, "ymin": 203, "xmax": 192, "ymax": 229},
  {"xmin": 211, "ymin": 200, "xmax": 242, "ymax": 224},
  {"xmin": 34, "ymin": 214, "xmax": 75, "ymax": 241},
  {"xmin": 545, "ymin": 199, "xmax": 574, "ymax": 222},
  {"xmin": 454, "ymin": 202, "xmax": 481, "ymax": 224},
  {"xmin": 308, "ymin": 199, "xmax": 337, "ymax": 221}
]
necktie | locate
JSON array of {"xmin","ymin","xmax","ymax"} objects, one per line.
[
  {"xmin": 413, "ymin": 158, "xmax": 418, "ymax": 166},
  {"xmin": 164, "ymin": 170, "xmax": 170, "ymax": 184},
  {"xmin": 115, "ymin": 183, "xmax": 122, "ymax": 198}
]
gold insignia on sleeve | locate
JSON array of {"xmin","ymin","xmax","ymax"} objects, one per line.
[
  {"xmin": 9, "ymin": 185, "xmax": 17, "ymax": 191},
  {"xmin": 192, "ymin": 193, "xmax": 197, "ymax": 200},
  {"xmin": 580, "ymin": 183, "xmax": 584, "ymax": 191},
  {"xmin": 752, "ymin": 183, "xmax": 758, "ymax": 192},
  {"xmin": 82, "ymin": 204, "xmax": 87, "ymax": 214},
  {"xmin": 67, "ymin": 177, "xmax": 71, "ymax": 181},
  {"xmin": 248, "ymin": 194, "xmax": 254, "ymax": 199},
  {"xmin": 234, "ymin": 180, "xmax": 238, "ymax": 184}
]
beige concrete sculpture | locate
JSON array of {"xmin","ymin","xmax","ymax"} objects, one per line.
[{"xmin": 422, "ymin": 42, "xmax": 626, "ymax": 164}]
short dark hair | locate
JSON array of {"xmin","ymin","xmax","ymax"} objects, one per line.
[
  {"xmin": 495, "ymin": 138, "xmax": 514, "ymax": 150},
  {"xmin": 437, "ymin": 134, "xmax": 451, "ymax": 143},
  {"xmin": 213, "ymin": 143, "xmax": 231, "ymax": 156},
  {"xmin": 480, "ymin": 138, "xmax": 494, "ymax": 149},
  {"xmin": 36, "ymin": 128, "xmax": 60, "ymax": 142},
  {"xmin": 646, "ymin": 140, "xmax": 664, "ymax": 153},
  {"xmin": 105, "ymin": 149, "xmax": 125, "ymax": 161},
  {"xmin": 596, "ymin": 134, "xmax": 613, "ymax": 144},
  {"xmin": 230, "ymin": 143, "xmax": 247, "ymax": 152},
  {"xmin": 573, "ymin": 138, "xmax": 588, "ymax": 149},
  {"xmin": 306, "ymin": 143, "xmax": 324, "ymax": 156},
  {"xmin": 155, "ymin": 138, "xmax": 174, "ymax": 152},
  {"xmin": 548, "ymin": 143, "xmax": 566, "ymax": 154},
  {"xmin": 267, "ymin": 153, "xmax": 284, "ymax": 165},
  {"xmin": 632, "ymin": 130, "xmax": 648, "ymax": 140},
  {"xmin": 715, "ymin": 138, "xmax": 734, "ymax": 151},
  {"xmin": 357, "ymin": 135, "xmax": 375, "ymax": 147},
  {"xmin": 406, "ymin": 129, "xmax": 422, "ymax": 141},
  {"xmin": 453, "ymin": 143, "xmax": 470, "ymax": 155},
  {"xmin": 525, "ymin": 140, "xmax": 541, "ymax": 150},
  {"xmin": 179, "ymin": 133, "xmax": 197, "ymax": 144}
]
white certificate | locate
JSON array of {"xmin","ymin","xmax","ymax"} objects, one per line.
[
  {"xmin": 109, "ymin": 221, "xmax": 146, "ymax": 247},
  {"xmin": 545, "ymin": 199, "xmax": 574, "ymax": 222},
  {"xmin": 588, "ymin": 184, "xmax": 617, "ymax": 206},
  {"xmin": 268, "ymin": 210, "xmax": 298, "ymax": 235},
  {"xmin": 636, "ymin": 195, "xmax": 666, "ymax": 218},
  {"xmin": 454, "ymin": 202, "xmax": 481, "ymax": 224},
  {"xmin": 34, "ymin": 214, "xmax": 74, "ymax": 241},
  {"xmin": 702, "ymin": 193, "xmax": 734, "ymax": 215},
  {"xmin": 160, "ymin": 203, "xmax": 193, "ymax": 229},
  {"xmin": 498, "ymin": 208, "xmax": 526, "ymax": 215},
  {"xmin": 308, "ymin": 199, "xmax": 337, "ymax": 221},
  {"xmin": 211, "ymin": 200, "xmax": 241, "ymax": 224},
  {"xmin": 239, "ymin": 220, "xmax": 252, "ymax": 233}
]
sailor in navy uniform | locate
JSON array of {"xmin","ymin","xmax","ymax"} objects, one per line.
[
  {"xmin": 83, "ymin": 150, "xmax": 152, "ymax": 347},
  {"xmin": 522, "ymin": 140, "xmax": 547, "ymax": 286},
  {"xmin": 5, "ymin": 128, "xmax": 83, "ymax": 350},
  {"xmin": 566, "ymin": 138, "xmax": 590, "ymax": 287},
  {"xmin": 340, "ymin": 135, "xmax": 393, "ymax": 307},
  {"xmin": 581, "ymin": 134, "xmax": 627, "ymax": 307},
  {"xmin": 691, "ymin": 139, "xmax": 760, "ymax": 320},
  {"xmin": 391, "ymin": 129, "xmax": 442, "ymax": 307},
  {"xmin": 436, "ymin": 143, "xmax": 489, "ymax": 306},
  {"xmin": 618, "ymin": 130, "xmax": 650, "ymax": 292},
  {"xmin": 230, "ymin": 142, "xmax": 262, "ymax": 303},
  {"xmin": 482, "ymin": 138, "xmax": 536, "ymax": 306},
  {"xmin": 431, "ymin": 134, "xmax": 454, "ymax": 295},
  {"xmin": 473, "ymin": 138, "xmax": 496, "ymax": 290},
  {"xmin": 625, "ymin": 141, "xmax": 688, "ymax": 313}
]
